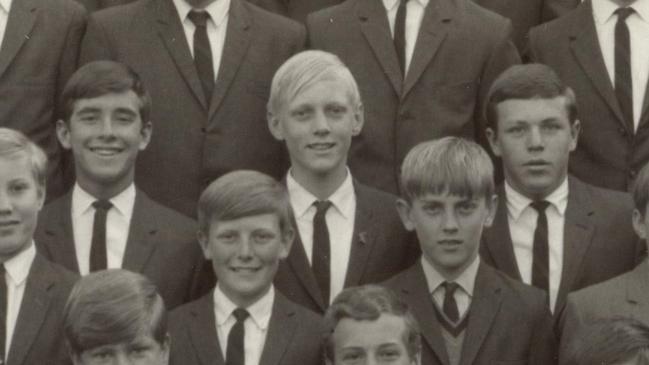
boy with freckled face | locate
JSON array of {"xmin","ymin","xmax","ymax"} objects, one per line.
[
  {"xmin": 167, "ymin": 170, "xmax": 326, "ymax": 365},
  {"xmin": 384, "ymin": 137, "xmax": 557, "ymax": 365}
]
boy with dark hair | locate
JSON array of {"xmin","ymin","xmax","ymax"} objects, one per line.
[
  {"xmin": 168, "ymin": 170, "xmax": 325, "ymax": 365},
  {"xmin": 63, "ymin": 269, "xmax": 169, "ymax": 365},
  {"xmin": 483, "ymin": 63, "xmax": 641, "ymax": 314},
  {"xmin": 35, "ymin": 60, "xmax": 209, "ymax": 309},
  {"xmin": 385, "ymin": 137, "xmax": 556, "ymax": 365}
]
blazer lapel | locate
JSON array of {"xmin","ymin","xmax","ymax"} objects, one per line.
[
  {"xmin": 189, "ymin": 294, "xmax": 226, "ymax": 365},
  {"xmin": 122, "ymin": 190, "xmax": 159, "ymax": 273},
  {"xmin": 39, "ymin": 193, "xmax": 81, "ymax": 273},
  {"xmin": 482, "ymin": 187, "xmax": 522, "ymax": 280},
  {"xmin": 207, "ymin": 0, "xmax": 251, "ymax": 120},
  {"xmin": 0, "ymin": 0, "xmax": 37, "ymax": 77},
  {"xmin": 556, "ymin": 177, "xmax": 595, "ymax": 312},
  {"xmin": 400, "ymin": 264, "xmax": 450, "ymax": 365},
  {"xmin": 259, "ymin": 293, "xmax": 298, "ymax": 365},
  {"xmin": 356, "ymin": 0, "xmax": 403, "ymax": 95},
  {"xmin": 154, "ymin": 0, "xmax": 208, "ymax": 109},
  {"xmin": 6, "ymin": 254, "xmax": 55, "ymax": 365},
  {"xmin": 460, "ymin": 264, "xmax": 503, "ymax": 365},
  {"xmin": 343, "ymin": 183, "xmax": 376, "ymax": 288},
  {"xmin": 640, "ymin": 76, "xmax": 649, "ymax": 128},
  {"xmin": 401, "ymin": 0, "xmax": 453, "ymax": 99},
  {"xmin": 286, "ymin": 228, "xmax": 326, "ymax": 310},
  {"xmin": 569, "ymin": 1, "xmax": 627, "ymax": 130}
]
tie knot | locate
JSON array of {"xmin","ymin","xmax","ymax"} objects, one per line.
[
  {"xmin": 232, "ymin": 308, "xmax": 249, "ymax": 322},
  {"xmin": 92, "ymin": 200, "xmax": 112, "ymax": 211},
  {"xmin": 616, "ymin": 7, "xmax": 635, "ymax": 21},
  {"xmin": 530, "ymin": 200, "xmax": 550, "ymax": 213},
  {"xmin": 442, "ymin": 281, "xmax": 459, "ymax": 295},
  {"xmin": 188, "ymin": 10, "xmax": 210, "ymax": 27},
  {"xmin": 314, "ymin": 200, "xmax": 332, "ymax": 215}
]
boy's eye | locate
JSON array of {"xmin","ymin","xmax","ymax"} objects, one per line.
[
  {"xmin": 253, "ymin": 231, "xmax": 275, "ymax": 243},
  {"xmin": 8, "ymin": 182, "xmax": 28, "ymax": 194},
  {"xmin": 291, "ymin": 107, "xmax": 312, "ymax": 120},
  {"xmin": 217, "ymin": 231, "xmax": 238, "ymax": 242},
  {"xmin": 457, "ymin": 201, "xmax": 477, "ymax": 214}
]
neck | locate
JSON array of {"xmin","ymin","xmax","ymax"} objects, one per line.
[
  {"xmin": 290, "ymin": 167, "xmax": 348, "ymax": 201},
  {"xmin": 611, "ymin": 0, "xmax": 637, "ymax": 7},
  {"xmin": 77, "ymin": 179, "xmax": 132, "ymax": 201}
]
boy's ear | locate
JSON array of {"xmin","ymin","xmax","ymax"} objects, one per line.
[
  {"xmin": 138, "ymin": 121, "xmax": 153, "ymax": 151},
  {"xmin": 483, "ymin": 194, "xmax": 498, "ymax": 228},
  {"xmin": 197, "ymin": 229, "xmax": 212, "ymax": 260},
  {"xmin": 351, "ymin": 103, "xmax": 364, "ymax": 136},
  {"xmin": 396, "ymin": 198, "xmax": 415, "ymax": 232},
  {"xmin": 569, "ymin": 119, "xmax": 580, "ymax": 152},
  {"xmin": 485, "ymin": 127, "xmax": 501, "ymax": 158},
  {"xmin": 632, "ymin": 208, "xmax": 647, "ymax": 240},
  {"xmin": 56, "ymin": 120, "xmax": 72, "ymax": 150},
  {"xmin": 279, "ymin": 228, "xmax": 295, "ymax": 260},
  {"xmin": 267, "ymin": 111, "xmax": 284, "ymax": 141}
]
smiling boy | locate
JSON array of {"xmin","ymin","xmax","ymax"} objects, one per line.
[
  {"xmin": 168, "ymin": 170, "xmax": 325, "ymax": 365},
  {"xmin": 384, "ymin": 137, "xmax": 556, "ymax": 365},
  {"xmin": 34, "ymin": 61, "xmax": 210, "ymax": 309}
]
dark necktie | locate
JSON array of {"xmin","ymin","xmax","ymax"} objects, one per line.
[
  {"xmin": 0, "ymin": 265, "xmax": 6, "ymax": 363},
  {"xmin": 531, "ymin": 200, "xmax": 550, "ymax": 294},
  {"xmin": 90, "ymin": 200, "xmax": 112, "ymax": 272},
  {"xmin": 442, "ymin": 282, "xmax": 460, "ymax": 323},
  {"xmin": 312, "ymin": 200, "xmax": 332, "ymax": 305},
  {"xmin": 188, "ymin": 10, "xmax": 215, "ymax": 103},
  {"xmin": 225, "ymin": 308, "xmax": 249, "ymax": 365},
  {"xmin": 394, "ymin": 0, "xmax": 409, "ymax": 76},
  {"xmin": 615, "ymin": 7, "xmax": 635, "ymax": 132}
]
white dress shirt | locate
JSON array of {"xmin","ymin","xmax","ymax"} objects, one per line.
[
  {"xmin": 505, "ymin": 178, "xmax": 569, "ymax": 312},
  {"xmin": 71, "ymin": 183, "xmax": 136, "ymax": 275},
  {"xmin": 3, "ymin": 243, "xmax": 36, "ymax": 356},
  {"xmin": 172, "ymin": 0, "xmax": 230, "ymax": 81},
  {"xmin": 286, "ymin": 169, "xmax": 356, "ymax": 304},
  {"xmin": 422, "ymin": 255, "xmax": 479, "ymax": 319},
  {"xmin": 383, "ymin": 0, "xmax": 430, "ymax": 76},
  {"xmin": 592, "ymin": 0, "xmax": 649, "ymax": 130},
  {"xmin": 0, "ymin": 0, "xmax": 12, "ymax": 48},
  {"xmin": 214, "ymin": 285, "xmax": 273, "ymax": 365}
]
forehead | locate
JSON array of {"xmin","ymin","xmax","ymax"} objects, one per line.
[
  {"xmin": 495, "ymin": 97, "xmax": 570, "ymax": 126},
  {"xmin": 0, "ymin": 154, "xmax": 36, "ymax": 181},
  {"xmin": 286, "ymin": 77, "xmax": 354, "ymax": 106},
  {"xmin": 72, "ymin": 90, "xmax": 142, "ymax": 115},
  {"xmin": 413, "ymin": 192, "xmax": 483, "ymax": 205},
  {"xmin": 333, "ymin": 314, "xmax": 408, "ymax": 349},
  {"xmin": 209, "ymin": 213, "xmax": 282, "ymax": 232}
]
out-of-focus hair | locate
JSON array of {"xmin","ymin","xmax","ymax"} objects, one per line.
[{"xmin": 0, "ymin": 128, "xmax": 48, "ymax": 190}]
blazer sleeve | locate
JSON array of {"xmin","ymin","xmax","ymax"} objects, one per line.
[
  {"xmin": 80, "ymin": 15, "xmax": 117, "ymax": 64},
  {"xmin": 476, "ymin": 19, "xmax": 521, "ymax": 142},
  {"xmin": 530, "ymin": 292, "xmax": 559, "ymax": 365},
  {"xmin": 56, "ymin": 5, "xmax": 87, "ymax": 118},
  {"xmin": 557, "ymin": 294, "xmax": 587, "ymax": 365}
]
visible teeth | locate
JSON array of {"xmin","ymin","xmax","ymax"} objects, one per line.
[
  {"xmin": 91, "ymin": 148, "xmax": 120, "ymax": 156},
  {"xmin": 310, "ymin": 143, "xmax": 333, "ymax": 150}
]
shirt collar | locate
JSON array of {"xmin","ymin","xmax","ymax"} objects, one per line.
[
  {"xmin": 504, "ymin": 178, "xmax": 569, "ymax": 221},
  {"xmin": 4, "ymin": 243, "xmax": 36, "ymax": 287},
  {"xmin": 382, "ymin": 0, "xmax": 430, "ymax": 11},
  {"xmin": 286, "ymin": 169, "xmax": 355, "ymax": 220},
  {"xmin": 173, "ymin": 0, "xmax": 231, "ymax": 28},
  {"xmin": 213, "ymin": 285, "xmax": 274, "ymax": 330},
  {"xmin": 0, "ymin": 0, "xmax": 12, "ymax": 14},
  {"xmin": 72, "ymin": 183, "xmax": 136, "ymax": 218},
  {"xmin": 592, "ymin": 0, "xmax": 647, "ymax": 24},
  {"xmin": 421, "ymin": 255, "xmax": 480, "ymax": 297}
]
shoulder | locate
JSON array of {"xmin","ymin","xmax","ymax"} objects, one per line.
[
  {"xmin": 169, "ymin": 293, "xmax": 210, "ymax": 324},
  {"xmin": 39, "ymin": 194, "xmax": 69, "ymax": 221},
  {"xmin": 569, "ymin": 270, "xmax": 632, "ymax": 306},
  {"xmin": 308, "ymin": 0, "xmax": 356, "ymax": 25},
  {"xmin": 37, "ymin": 0, "xmax": 86, "ymax": 18},
  {"xmin": 34, "ymin": 254, "xmax": 79, "ymax": 292},
  {"xmin": 529, "ymin": 6, "xmax": 578, "ymax": 42},
  {"xmin": 244, "ymin": 1, "xmax": 304, "ymax": 36},
  {"xmin": 382, "ymin": 263, "xmax": 420, "ymax": 289},
  {"xmin": 137, "ymin": 190, "xmax": 197, "ymax": 233},
  {"xmin": 461, "ymin": 1, "xmax": 512, "ymax": 34},
  {"xmin": 482, "ymin": 264, "xmax": 548, "ymax": 311},
  {"xmin": 354, "ymin": 182, "xmax": 399, "ymax": 211},
  {"xmin": 89, "ymin": 0, "xmax": 148, "ymax": 26},
  {"xmin": 572, "ymin": 177, "xmax": 634, "ymax": 213}
]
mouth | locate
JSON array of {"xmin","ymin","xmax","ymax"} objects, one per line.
[
  {"xmin": 307, "ymin": 142, "xmax": 336, "ymax": 151},
  {"xmin": 230, "ymin": 267, "xmax": 261, "ymax": 273},
  {"xmin": 438, "ymin": 239, "xmax": 462, "ymax": 246},
  {"xmin": 523, "ymin": 159, "xmax": 550, "ymax": 167},
  {"xmin": 89, "ymin": 146, "xmax": 124, "ymax": 157},
  {"xmin": 0, "ymin": 220, "xmax": 19, "ymax": 228}
]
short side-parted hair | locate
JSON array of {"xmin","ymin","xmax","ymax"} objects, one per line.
[
  {"xmin": 0, "ymin": 127, "xmax": 48, "ymax": 190},
  {"xmin": 486, "ymin": 63, "xmax": 578, "ymax": 130},
  {"xmin": 632, "ymin": 162, "xmax": 649, "ymax": 215},
  {"xmin": 324, "ymin": 285, "xmax": 421, "ymax": 362},
  {"xmin": 267, "ymin": 50, "xmax": 362, "ymax": 117},
  {"xmin": 60, "ymin": 60, "xmax": 152, "ymax": 123},
  {"xmin": 400, "ymin": 137, "xmax": 494, "ymax": 203},
  {"xmin": 197, "ymin": 170, "xmax": 294, "ymax": 237},
  {"xmin": 63, "ymin": 269, "xmax": 167, "ymax": 355},
  {"xmin": 567, "ymin": 317, "xmax": 649, "ymax": 365}
]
